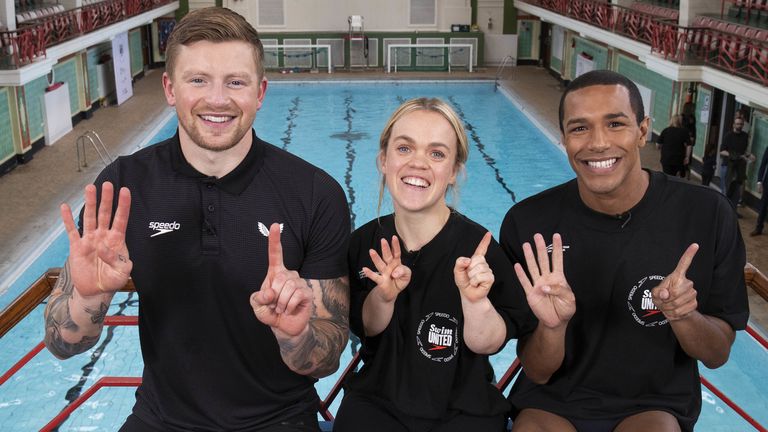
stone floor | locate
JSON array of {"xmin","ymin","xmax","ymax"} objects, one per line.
[{"xmin": 0, "ymin": 64, "xmax": 766, "ymax": 334}]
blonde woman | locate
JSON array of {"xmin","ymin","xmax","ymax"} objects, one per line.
[{"xmin": 333, "ymin": 98, "xmax": 535, "ymax": 432}]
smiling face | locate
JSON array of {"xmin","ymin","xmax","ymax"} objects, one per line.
[
  {"xmin": 162, "ymin": 40, "xmax": 266, "ymax": 154},
  {"xmin": 561, "ymin": 84, "xmax": 650, "ymax": 214},
  {"xmin": 381, "ymin": 110, "xmax": 460, "ymax": 216}
]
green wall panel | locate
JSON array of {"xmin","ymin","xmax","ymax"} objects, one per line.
[
  {"xmin": 571, "ymin": 37, "xmax": 609, "ymax": 79},
  {"xmin": 693, "ymin": 87, "xmax": 712, "ymax": 160},
  {"xmin": 747, "ymin": 112, "xmax": 768, "ymax": 191},
  {"xmin": 86, "ymin": 42, "xmax": 114, "ymax": 104},
  {"xmin": 24, "ymin": 76, "xmax": 48, "ymax": 142},
  {"xmin": 53, "ymin": 58, "xmax": 80, "ymax": 115},
  {"xmin": 617, "ymin": 55, "xmax": 674, "ymax": 135},
  {"xmin": 503, "ymin": 0, "xmax": 517, "ymax": 34},
  {"xmin": 518, "ymin": 20, "xmax": 535, "ymax": 58},
  {"xmin": 0, "ymin": 88, "xmax": 14, "ymax": 160},
  {"xmin": 130, "ymin": 29, "xmax": 143, "ymax": 76}
]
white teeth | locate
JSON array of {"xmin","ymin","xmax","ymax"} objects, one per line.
[
  {"xmin": 201, "ymin": 115, "xmax": 231, "ymax": 123},
  {"xmin": 402, "ymin": 176, "xmax": 429, "ymax": 188},
  {"xmin": 587, "ymin": 158, "xmax": 617, "ymax": 169}
]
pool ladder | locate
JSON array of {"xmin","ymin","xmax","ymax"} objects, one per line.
[
  {"xmin": 76, "ymin": 130, "xmax": 112, "ymax": 172},
  {"xmin": 494, "ymin": 55, "xmax": 516, "ymax": 92}
]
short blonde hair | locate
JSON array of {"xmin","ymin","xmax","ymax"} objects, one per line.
[
  {"xmin": 670, "ymin": 114, "xmax": 682, "ymax": 128},
  {"xmin": 377, "ymin": 98, "xmax": 469, "ymax": 214},
  {"xmin": 165, "ymin": 7, "xmax": 265, "ymax": 79}
]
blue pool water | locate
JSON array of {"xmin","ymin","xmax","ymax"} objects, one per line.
[{"xmin": 1, "ymin": 82, "xmax": 766, "ymax": 431}]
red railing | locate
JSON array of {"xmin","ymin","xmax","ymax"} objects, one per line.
[
  {"xmin": 0, "ymin": 0, "xmax": 173, "ymax": 69},
  {"xmin": 521, "ymin": 0, "xmax": 768, "ymax": 89},
  {"xmin": 2, "ymin": 268, "xmax": 768, "ymax": 430}
]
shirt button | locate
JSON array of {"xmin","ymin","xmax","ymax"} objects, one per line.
[
  {"xmin": 206, "ymin": 184, "xmax": 214, "ymax": 189},
  {"xmin": 207, "ymin": 204, "xmax": 215, "ymax": 212}
]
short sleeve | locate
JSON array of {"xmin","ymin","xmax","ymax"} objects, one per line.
[
  {"xmin": 702, "ymin": 195, "xmax": 749, "ymax": 330},
  {"xmin": 486, "ymin": 238, "xmax": 538, "ymax": 353},
  {"xmin": 299, "ymin": 170, "xmax": 351, "ymax": 280}
]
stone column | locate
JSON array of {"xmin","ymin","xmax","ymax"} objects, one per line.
[{"xmin": 679, "ymin": 0, "xmax": 723, "ymax": 27}]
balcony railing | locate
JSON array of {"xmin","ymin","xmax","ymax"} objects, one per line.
[
  {"xmin": 522, "ymin": 0, "xmax": 768, "ymax": 87},
  {"xmin": 0, "ymin": 0, "xmax": 174, "ymax": 69}
]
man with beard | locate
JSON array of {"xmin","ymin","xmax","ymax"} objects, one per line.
[{"xmin": 43, "ymin": 7, "xmax": 350, "ymax": 432}]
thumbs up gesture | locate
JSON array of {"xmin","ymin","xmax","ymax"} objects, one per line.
[
  {"xmin": 250, "ymin": 223, "xmax": 313, "ymax": 336},
  {"xmin": 652, "ymin": 244, "xmax": 700, "ymax": 321},
  {"xmin": 454, "ymin": 232, "xmax": 495, "ymax": 303}
]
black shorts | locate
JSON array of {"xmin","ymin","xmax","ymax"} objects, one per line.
[
  {"xmin": 333, "ymin": 391, "xmax": 505, "ymax": 432},
  {"xmin": 120, "ymin": 412, "xmax": 320, "ymax": 432}
]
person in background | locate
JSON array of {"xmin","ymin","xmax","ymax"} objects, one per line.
[
  {"xmin": 501, "ymin": 70, "xmax": 749, "ymax": 432},
  {"xmin": 656, "ymin": 114, "xmax": 693, "ymax": 177},
  {"xmin": 681, "ymin": 101, "xmax": 697, "ymax": 178},
  {"xmin": 719, "ymin": 117, "xmax": 750, "ymax": 194},
  {"xmin": 333, "ymin": 98, "xmax": 536, "ymax": 432},
  {"xmin": 750, "ymin": 146, "xmax": 768, "ymax": 236},
  {"xmin": 43, "ymin": 8, "xmax": 351, "ymax": 431},
  {"xmin": 700, "ymin": 140, "xmax": 718, "ymax": 187}
]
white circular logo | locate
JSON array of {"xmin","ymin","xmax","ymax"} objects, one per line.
[
  {"xmin": 416, "ymin": 312, "xmax": 459, "ymax": 363},
  {"xmin": 627, "ymin": 275, "xmax": 669, "ymax": 327}
]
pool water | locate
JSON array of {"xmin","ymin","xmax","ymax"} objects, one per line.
[{"xmin": 1, "ymin": 82, "xmax": 766, "ymax": 431}]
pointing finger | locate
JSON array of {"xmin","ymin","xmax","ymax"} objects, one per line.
[
  {"xmin": 268, "ymin": 223, "xmax": 284, "ymax": 270},
  {"xmin": 473, "ymin": 232, "xmax": 492, "ymax": 257},
  {"xmin": 673, "ymin": 243, "xmax": 699, "ymax": 276}
]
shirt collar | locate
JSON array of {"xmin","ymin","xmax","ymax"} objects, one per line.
[{"xmin": 169, "ymin": 129, "xmax": 265, "ymax": 195}]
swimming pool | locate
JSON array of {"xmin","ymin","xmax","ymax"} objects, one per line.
[{"xmin": 0, "ymin": 82, "xmax": 766, "ymax": 431}]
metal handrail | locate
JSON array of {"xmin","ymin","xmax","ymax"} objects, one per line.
[
  {"xmin": 76, "ymin": 130, "xmax": 112, "ymax": 172},
  {"xmin": 494, "ymin": 55, "xmax": 516, "ymax": 91}
]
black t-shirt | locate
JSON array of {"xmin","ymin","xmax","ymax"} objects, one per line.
[
  {"xmin": 87, "ymin": 130, "xmax": 350, "ymax": 431},
  {"xmin": 499, "ymin": 171, "xmax": 749, "ymax": 431},
  {"xmin": 656, "ymin": 126, "xmax": 691, "ymax": 165},
  {"xmin": 720, "ymin": 131, "xmax": 749, "ymax": 166},
  {"xmin": 344, "ymin": 212, "xmax": 536, "ymax": 419}
]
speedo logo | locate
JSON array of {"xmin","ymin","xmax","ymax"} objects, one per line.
[{"xmin": 149, "ymin": 221, "xmax": 181, "ymax": 237}]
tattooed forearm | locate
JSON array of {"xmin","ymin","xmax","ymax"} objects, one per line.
[
  {"xmin": 44, "ymin": 260, "xmax": 106, "ymax": 359},
  {"xmin": 277, "ymin": 277, "xmax": 350, "ymax": 378}
]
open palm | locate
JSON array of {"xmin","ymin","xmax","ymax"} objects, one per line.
[
  {"xmin": 62, "ymin": 183, "xmax": 132, "ymax": 297},
  {"xmin": 514, "ymin": 233, "xmax": 576, "ymax": 329}
]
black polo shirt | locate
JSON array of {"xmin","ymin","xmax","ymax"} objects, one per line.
[{"xmin": 88, "ymin": 130, "xmax": 350, "ymax": 431}]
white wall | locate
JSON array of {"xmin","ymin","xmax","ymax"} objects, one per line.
[
  {"xmin": 224, "ymin": 0, "xmax": 471, "ymax": 32},
  {"xmin": 477, "ymin": 0, "xmax": 503, "ymax": 35},
  {"xmin": 190, "ymin": 0, "xmax": 217, "ymax": 11},
  {"xmin": 679, "ymin": 0, "xmax": 722, "ymax": 27}
]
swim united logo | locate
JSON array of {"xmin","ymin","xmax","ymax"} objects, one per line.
[
  {"xmin": 626, "ymin": 274, "xmax": 669, "ymax": 327},
  {"xmin": 416, "ymin": 312, "xmax": 459, "ymax": 363}
]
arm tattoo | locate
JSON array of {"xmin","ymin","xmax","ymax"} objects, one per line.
[
  {"xmin": 277, "ymin": 277, "xmax": 350, "ymax": 378},
  {"xmin": 44, "ymin": 260, "xmax": 105, "ymax": 359}
]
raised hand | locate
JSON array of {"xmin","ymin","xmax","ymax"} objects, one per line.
[
  {"xmin": 454, "ymin": 232, "xmax": 494, "ymax": 303},
  {"xmin": 251, "ymin": 223, "xmax": 313, "ymax": 336},
  {"xmin": 652, "ymin": 244, "xmax": 700, "ymax": 321},
  {"xmin": 362, "ymin": 236, "xmax": 412, "ymax": 303},
  {"xmin": 514, "ymin": 233, "xmax": 576, "ymax": 329},
  {"xmin": 61, "ymin": 182, "xmax": 133, "ymax": 297}
]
